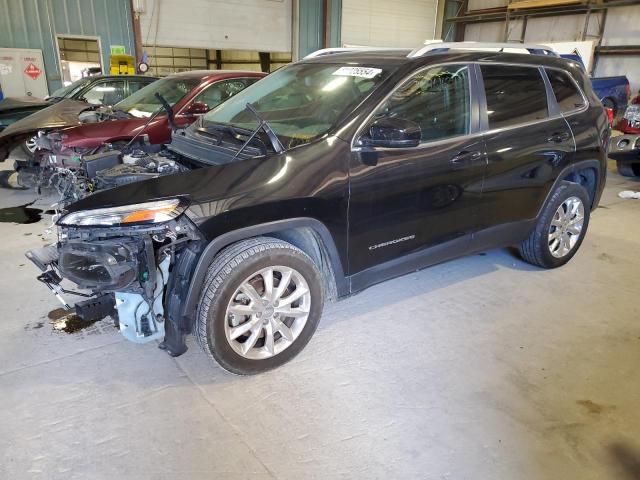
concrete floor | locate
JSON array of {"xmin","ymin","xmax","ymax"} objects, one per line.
[{"xmin": 0, "ymin": 161, "xmax": 639, "ymax": 480}]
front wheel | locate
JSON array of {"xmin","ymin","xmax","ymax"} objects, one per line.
[
  {"xmin": 195, "ymin": 237, "xmax": 324, "ymax": 375},
  {"xmin": 519, "ymin": 182, "xmax": 591, "ymax": 269}
]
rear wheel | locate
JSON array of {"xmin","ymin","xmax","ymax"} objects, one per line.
[
  {"xmin": 617, "ymin": 161, "xmax": 640, "ymax": 177},
  {"xmin": 196, "ymin": 237, "xmax": 324, "ymax": 375},
  {"xmin": 519, "ymin": 182, "xmax": 590, "ymax": 269}
]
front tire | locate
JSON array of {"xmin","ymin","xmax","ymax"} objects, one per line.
[
  {"xmin": 519, "ymin": 182, "xmax": 591, "ymax": 269},
  {"xmin": 617, "ymin": 161, "xmax": 640, "ymax": 177},
  {"xmin": 195, "ymin": 237, "xmax": 324, "ymax": 375}
]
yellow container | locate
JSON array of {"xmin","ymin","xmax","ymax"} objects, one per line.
[{"xmin": 109, "ymin": 54, "xmax": 135, "ymax": 75}]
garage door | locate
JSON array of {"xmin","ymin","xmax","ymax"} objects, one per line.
[{"xmin": 341, "ymin": 0, "xmax": 438, "ymax": 48}]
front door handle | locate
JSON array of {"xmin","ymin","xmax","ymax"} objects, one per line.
[
  {"xmin": 547, "ymin": 132, "xmax": 571, "ymax": 143},
  {"xmin": 450, "ymin": 150, "xmax": 483, "ymax": 168}
]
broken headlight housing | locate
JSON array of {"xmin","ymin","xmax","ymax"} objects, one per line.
[{"xmin": 58, "ymin": 198, "xmax": 187, "ymax": 227}]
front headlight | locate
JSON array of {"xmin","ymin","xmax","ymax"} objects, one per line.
[{"xmin": 58, "ymin": 199, "xmax": 186, "ymax": 227}]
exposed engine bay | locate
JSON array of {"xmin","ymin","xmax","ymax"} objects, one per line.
[{"xmin": 22, "ymin": 135, "xmax": 190, "ymax": 205}]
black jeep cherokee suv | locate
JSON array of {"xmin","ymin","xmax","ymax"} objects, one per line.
[{"xmin": 27, "ymin": 44, "xmax": 610, "ymax": 374}]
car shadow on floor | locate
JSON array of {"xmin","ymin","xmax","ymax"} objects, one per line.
[
  {"xmin": 321, "ymin": 246, "xmax": 540, "ymax": 330},
  {"xmin": 608, "ymin": 441, "xmax": 640, "ymax": 480}
]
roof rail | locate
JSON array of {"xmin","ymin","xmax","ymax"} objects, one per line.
[
  {"xmin": 303, "ymin": 47, "xmax": 407, "ymax": 59},
  {"xmin": 408, "ymin": 41, "xmax": 557, "ymax": 58}
]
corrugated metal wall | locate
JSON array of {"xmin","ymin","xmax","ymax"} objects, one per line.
[{"xmin": 0, "ymin": 0, "xmax": 135, "ymax": 92}]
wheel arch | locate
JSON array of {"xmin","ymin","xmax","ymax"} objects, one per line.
[
  {"xmin": 179, "ymin": 217, "xmax": 350, "ymax": 332},
  {"xmin": 538, "ymin": 159, "xmax": 603, "ymax": 216}
]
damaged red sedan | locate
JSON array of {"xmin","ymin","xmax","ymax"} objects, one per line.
[{"xmin": 0, "ymin": 70, "xmax": 265, "ymax": 191}]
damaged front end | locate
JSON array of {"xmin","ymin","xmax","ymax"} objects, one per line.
[
  {"xmin": 19, "ymin": 132, "xmax": 189, "ymax": 206},
  {"xmin": 26, "ymin": 198, "xmax": 202, "ymax": 355}
]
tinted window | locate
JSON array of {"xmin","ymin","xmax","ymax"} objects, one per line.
[
  {"xmin": 129, "ymin": 80, "xmax": 154, "ymax": 95},
  {"xmin": 81, "ymin": 80, "xmax": 125, "ymax": 105},
  {"xmin": 481, "ymin": 65, "xmax": 548, "ymax": 129},
  {"xmin": 115, "ymin": 76, "xmax": 200, "ymax": 118},
  {"xmin": 545, "ymin": 69, "xmax": 585, "ymax": 112},
  {"xmin": 204, "ymin": 63, "xmax": 392, "ymax": 149},
  {"xmin": 371, "ymin": 65, "xmax": 471, "ymax": 142},
  {"xmin": 192, "ymin": 78, "xmax": 258, "ymax": 110}
]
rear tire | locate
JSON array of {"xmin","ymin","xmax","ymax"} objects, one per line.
[
  {"xmin": 195, "ymin": 236, "xmax": 324, "ymax": 375},
  {"xmin": 617, "ymin": 161, "xmax": 640, "ymax": 177},
  {"xmin": 519, "ymin": 182, "xmax": 590, "ymax": 269}
]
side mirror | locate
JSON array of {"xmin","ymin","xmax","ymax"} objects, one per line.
[
  {"xmin": 185, "ymin": 101, "xmax": 209, "ymax": 115},
  {"xmin": 360, "ymin": 117, "xmax": 421, "ymax": 148}
]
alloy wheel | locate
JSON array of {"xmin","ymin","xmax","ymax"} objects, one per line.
[
  {"xmin": 224, "ymin": 266, "xmax": 311, "ymax": 360},
  {"xmin": 548, "ymin": 196, "xmax": 585, "ymax": 258}
]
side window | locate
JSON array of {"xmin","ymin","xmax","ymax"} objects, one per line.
[
  {"xmin": 128, "ymin": 80, "xmax": 153, "ymax": 95},
  {"xmin": 371, "ymin": 65, "xmax": 471, "ymax": 142},
  {"xmin": 480, "ymin": 65, "xmax": 548, "ymax": 129},
  {"xmin": 81, "ymin": 80, "xmax": 126, "ymax": 105},
  {"xmin": 545, "ymin": 69, "xmax": 586, "ymax": 112},
  {"xmin": 191, "ymin": 78, "xmax": 258, "ymax": 111}
]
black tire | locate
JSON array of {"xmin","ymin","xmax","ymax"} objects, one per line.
[
  {"xmin": 519, "ymin": 182, "xmax": 591, "ymax": 269},
  {"xmin": 195, "ymin": 236, "xmax": 324, "ymax": 375},
  {"xmin": 617, "ymin": 161, "xmax": 640, "ymax": 177}
]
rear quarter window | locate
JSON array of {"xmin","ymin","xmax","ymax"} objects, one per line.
[
  {"xmin": 545, "ymin": 69, "xmax": 586, "ymax": 112},
  {"xmin": 480, "ymin": 64, "xmax": 549, "ymax": 129}
]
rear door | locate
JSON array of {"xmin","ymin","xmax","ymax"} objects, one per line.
[
  {"xmin": 348, "ymin": 63, "xmax": 486, "ymax": 275},
  {"xmin": 476, "ymin": 64, "xmax": 574, "ymax": 235}
]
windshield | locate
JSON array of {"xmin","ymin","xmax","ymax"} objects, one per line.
[
  {"xmin": 49, "ymin": 77, "xmax": 92, "ymax": 99},
  {"xmin": 115, "ymin": 76, "xmax": 199, "ymax": 118},
  {"xmin": 202, "ymin": 63, "xmax": 392, "ymax": 148}
]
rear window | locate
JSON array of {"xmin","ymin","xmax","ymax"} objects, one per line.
[
  {"xmin": 481, "ymin": 65, "xmax": 549, "ymax": 129},
  {"xmin": 545, "ymin": 69, "xmax": 586, "ymax": 112}
]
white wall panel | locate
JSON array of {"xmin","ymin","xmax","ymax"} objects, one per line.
[
  {"xmin": 600, "ymin": 5, "xmax": 640, "ymax": 46},
  {"xmin": 596, "ymin": 57, "xmax": 640, "ymax": 95},
  {"xmin": 341, "ymin": 0, "xmax": 438, "ymax": 48},
  {"xmin": 467, "ymin": 0, "xmax": 507, "ymax": 11},
  {"xmin": 464, "ymin": 22, "xmax": 503, "ymax": 42},
  {"xmin": 139, "ymin": 0, "xmax": 292, "ymax": 52},
  {"xmin": 524, "ymin": 15, "xmax": 588, "ymax": 42}
]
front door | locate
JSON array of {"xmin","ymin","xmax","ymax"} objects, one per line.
[{"xmin": 348, "ymin": 64, "xmax": 486, "ymax": 276}]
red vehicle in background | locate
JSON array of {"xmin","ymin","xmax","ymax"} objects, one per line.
[
  {"xmin": 0, "ymin": 70, "xmax": 265, "ymax": 192},
  {"xmin": 55, "ymin": 70, "xmax": 265, "ymax": 151},
  {"xmin": 617, "ymin": 92, "xmax": 640, "ymax": 135}
]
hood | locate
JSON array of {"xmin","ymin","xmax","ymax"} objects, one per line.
[
  {"xmin": 0, "ymin": 96, "xmax": 50, "ymax": 113},
  {"xmin": 0, "ymin": 99, "xmax": 92, "ymax": 161},
  {"xmin": 65, "ymin": 153, "xmax": 287, "ymax": 214},
  {"xmin": 60, "ymin": 116, "xmax": 151, "ymax": 149}
]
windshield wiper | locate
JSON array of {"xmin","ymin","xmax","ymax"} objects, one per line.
[
  {"xmin": 122, "ymin": 97, "xmax": 169, "ymax": 150},
  {"xmin": 233, "ymin": 103, "xmax": 284, "ymax": 159},
  {"xmin": 198, "ymin": 122, "xmax": 268, "ymax": 156}
]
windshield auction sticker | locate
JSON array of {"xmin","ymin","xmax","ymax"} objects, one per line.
[{"xmin": 333, "ymin": 66, "xmax": 382, "ymax": 79}]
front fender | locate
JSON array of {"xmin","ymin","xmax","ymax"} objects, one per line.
[{"xmin": 178, "ymin": 217, "xmax": 349, "ymax": 331}]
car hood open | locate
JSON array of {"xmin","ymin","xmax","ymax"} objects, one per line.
[
  {"xmin": 0, "ymin": 99, "xmax": 93, "ymax": 161},
  {"xmin": 0, "ymin": 96, "xmax": 50, "ymax": 113}
]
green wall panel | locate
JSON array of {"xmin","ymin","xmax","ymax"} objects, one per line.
[{"xmin": 0, "ymin": 0, "xmax": 135, "ymax": 91}]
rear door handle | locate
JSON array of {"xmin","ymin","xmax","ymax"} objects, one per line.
[
  {"xmin": 547, "ymin": 132, "xmax": 571, "ymax": 143},
  {"xmin": 450, "ymin": 150, "xmax": 483, "ymax": 167}
]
